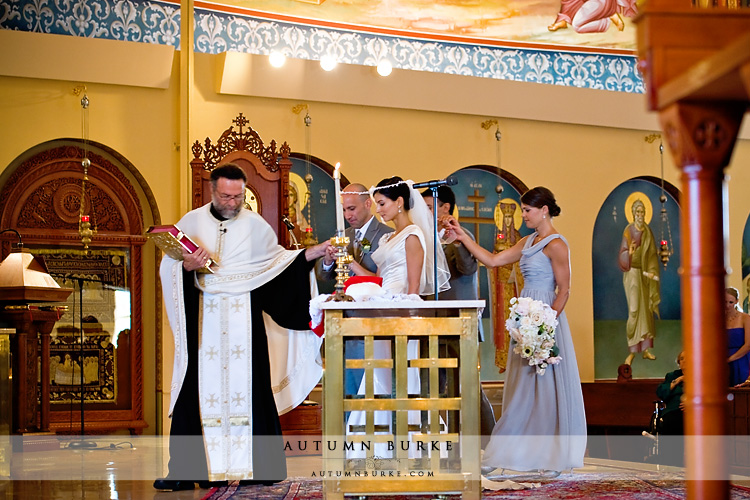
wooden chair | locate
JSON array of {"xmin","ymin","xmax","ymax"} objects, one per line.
[{"xmin": 190, "ymin": 113, "xmax": 294, "ymax": 248}]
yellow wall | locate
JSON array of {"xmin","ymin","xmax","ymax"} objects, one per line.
[{"xmin": 1, "ymin": 31, "xmax": 749, "ymax": 435}]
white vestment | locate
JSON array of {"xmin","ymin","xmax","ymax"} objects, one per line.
[{"xmin": 160, "ymin": 203, "xmax": 323, "ymax": 480}]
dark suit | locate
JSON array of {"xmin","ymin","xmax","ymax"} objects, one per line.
[
  {"xmin": 438, "ymin": 229, "xmax": 483, "ymax": 341},
  {"xmin": 316, "ymin": 218, "xmax": 393, "ymax": 279},
  {"xmin": 316, "ymin": 217, "xmax": 393, "ymax": 395}
]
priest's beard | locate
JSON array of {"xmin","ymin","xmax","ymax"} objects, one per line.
[{"xmin": 212, "ymin": 201, "xmax": 242, "ymax": 220}]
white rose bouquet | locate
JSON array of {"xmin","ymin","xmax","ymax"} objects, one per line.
[{"xmin": 505, "ymin": 296, "xmax": 562, "ymax": 375}]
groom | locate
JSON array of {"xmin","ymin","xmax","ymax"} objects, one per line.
[{"xmin": 317, "ymin": 183, "xmax": 393, "ymax": 395}]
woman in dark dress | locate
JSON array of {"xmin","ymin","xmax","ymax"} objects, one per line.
[{"xmin": 726, "ymin": 287, "xmax": 750, "ymax": 386}]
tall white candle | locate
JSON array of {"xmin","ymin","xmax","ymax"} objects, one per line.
[{"xmin": 333, "ymin": 162, "xmax": 345, "ymax": 233}]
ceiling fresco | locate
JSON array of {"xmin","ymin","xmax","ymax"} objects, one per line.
[
  {"xmin": 210, "ymin": 0, "xmax": 638, "ymax": 51},
  {"xmin": 0, "ymin": 0, "xmax": 642, "ymax": 92}
]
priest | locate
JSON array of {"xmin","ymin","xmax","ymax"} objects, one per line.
[{"xmin": 155, "ymin": 163, "xmax": 329, "ymax": 491}]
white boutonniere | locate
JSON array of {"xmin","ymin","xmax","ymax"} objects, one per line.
[{"xmin": 360, "ymin": 237, "xmax": 371, "ymax": 253}]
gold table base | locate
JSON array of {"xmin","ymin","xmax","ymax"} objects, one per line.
[{"xmin": 322, "ymin": 303, "xmax": 482, "ymax": 500}]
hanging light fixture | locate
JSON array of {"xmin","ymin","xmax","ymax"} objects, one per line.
[
  {"xmin": 657, "ymin": 139, "xmax": 674, "ymax": 268},
  {"xmin": 646, "ymin": 133, "xmax": 673, "ymax": 268},
  {"xmin": 73, "ymin": 86, "xmax": 96, "ymax": 250},
  {"xmin": 481, "ymin": 119, "xmax": 507, "ymax": 251},
  {"xmin": 292, "ymin": 104, "xmax": 317, "ymax": 247}
]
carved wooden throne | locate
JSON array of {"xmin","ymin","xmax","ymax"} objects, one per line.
[{"xmin": 190, "ymin": 113, "xmax": 293, "ymax": 248}]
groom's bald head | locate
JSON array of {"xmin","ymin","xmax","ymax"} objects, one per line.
[{"xmin": 342, "ymin": 183, "xmax": 373, "ymax": 229}]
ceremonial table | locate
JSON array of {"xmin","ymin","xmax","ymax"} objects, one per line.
[{"xmin": 320, "ymin": 300, "xmax": 484, "ymax": 500}]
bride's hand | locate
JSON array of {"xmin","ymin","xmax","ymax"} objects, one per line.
[{"xmin": 349, "ymin": 260, "xmax": 365, "ymax": 276}]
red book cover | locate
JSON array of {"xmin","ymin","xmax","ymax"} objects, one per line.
[{"xmin": 146, "ymin": 225, "xmax": 218, "ymax": 273}]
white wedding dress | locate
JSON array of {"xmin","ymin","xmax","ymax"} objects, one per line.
[
  {"xmin": 373, "ymin": 224, "xmax": 427, "ymax": 295},
  {"xmin": 345, "ymin": 224, "xmax": 443, "ymax": 458}
]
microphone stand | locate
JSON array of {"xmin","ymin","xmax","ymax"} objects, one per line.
[
  {"xmin": 52, "ymin": 274, "xmax": 109, "ymax": 449},
  {"xmin": 69, "ymin": 276, "xmax": 99, "ymax": 449},
  {"xmin": 429, "ymin": 186, "xmax": 440, "ymax": 301},
  {"xmin": 414, "ymin": 177, "xmax": 456, "ymax": 300}
]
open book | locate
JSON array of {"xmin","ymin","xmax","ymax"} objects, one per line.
[{"xmin": 146, "ymin": 225, "xmax": 219, "ymax": 273}]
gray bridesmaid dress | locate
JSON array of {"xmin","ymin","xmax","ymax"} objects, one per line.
[{"xmin": 481, "ymin": 233, "xmax": 587, "ymax": 472}]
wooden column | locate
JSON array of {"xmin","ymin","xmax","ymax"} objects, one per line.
[{"xmin": 659, "ymin": 102, "xmax": 743, "ymax": 500}]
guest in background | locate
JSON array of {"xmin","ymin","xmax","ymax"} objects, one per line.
[
  {"xmin": 726, "ymin": 287, "xmax": 750, "ymax": 386},
  {"xmin": 655, "ymin": 351, "xmax": 686, "ymax": 465},
  {"xmin": 655, "ymin": 351, "xmax": 685, "ymax": 436}
]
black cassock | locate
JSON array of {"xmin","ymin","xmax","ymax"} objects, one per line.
[{"xmin": 167, "ymin": 250, "xmax": 315, "ymax": 482}]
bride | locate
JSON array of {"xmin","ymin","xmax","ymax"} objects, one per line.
[
  {"xmin": 349, "ymin": 176, "xmax": 449, "ymax": 295},
  {"xmin": 346, "ymin": 176, "xmax": 450, "ymax": 456}
]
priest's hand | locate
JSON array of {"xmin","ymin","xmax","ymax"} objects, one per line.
[
  {"xmin": 183, "ymin": 247, "xmax": 210, "ymax": 271},
  {"xmin": 322, "ymin": 244, "xmax": 336, "ymax": 266},
  {"xmin": 305, "ymin": 240, "xmax": 332, "ymax": 261}
]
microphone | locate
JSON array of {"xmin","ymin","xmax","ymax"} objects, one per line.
[
  {"xmin": 282, "ymin": 215, "xmax": 301, "ymax": 249},
  {"xmin": 413, "ymin": 176, "xmax": 458, "ymax": 190},
  {"xmin": 282, "ymin": 215, "xmax": 295, "ymax": 231}
]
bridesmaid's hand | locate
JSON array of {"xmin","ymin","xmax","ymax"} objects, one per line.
[{"xmin": 442, "ymin": 216, "xmax": 467, "ymax": 242}]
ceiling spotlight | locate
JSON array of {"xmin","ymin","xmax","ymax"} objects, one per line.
[
  {"xmin": 376, "ymin": 60, "xmax": 393, "ymax": 77},
  {"xmin": 269, "ymin": 51, "xmax": 286, "ymax": 68},
  {"xmin": 320, "ymin": 55, "xmax": 338, "ymax": 72}
]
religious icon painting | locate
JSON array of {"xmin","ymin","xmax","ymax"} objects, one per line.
[
  {"xmin": 288, "ymin": 153, "xmax": 341, "ymax": 249},
  {"xmin": 289, "ymin": 153, "xmax": 340, "ymax": 293},
  {"xmin": 591, "ymin": 177, "xmax": 682, "ymax": 380}
]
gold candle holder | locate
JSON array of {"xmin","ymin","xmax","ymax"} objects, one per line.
[{"xmin": 327, "ymin": 233, "xmax": 354, "ymax": 302}]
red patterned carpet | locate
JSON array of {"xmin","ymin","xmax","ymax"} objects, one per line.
[{"xmin": 201, "ymin": 473, "xmax": 750, "ymax": 500}]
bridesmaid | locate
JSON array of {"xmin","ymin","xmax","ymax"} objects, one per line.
[
  {"xmin": 444, "ymin": 186, "xmax": 586, "ymax": 475},
  {"xmin": 726, "ymin": 287, "xmax": 750, "ymax": 386}
]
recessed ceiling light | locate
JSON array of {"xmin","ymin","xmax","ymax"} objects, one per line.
[
  {"xmin": 320, "ymin": 55, "xmax": 338, "ymax": 71},
  {"xmin": 376, "ymin": 60, "xmax": 393, "ymax": 77},
  {"xmin": 269, "ymin": 51, "xmax": 286, "ymax": 68}
]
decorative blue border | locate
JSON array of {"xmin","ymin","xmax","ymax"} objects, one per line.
[
  {"xmin": 0, "ymin": 0, "xmax": 181, "ymax": 45},
  {"xmin": 0, "ymin": 0, "xmax": 643, "ymax": 93}
]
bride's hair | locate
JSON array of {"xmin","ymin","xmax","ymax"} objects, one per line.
[
  {"xmin": 374, "ymin": 176, "xmax": 411, "ymax": 210},
  {"xmin": 521, "ymin": 186, "xmax": 561, "ymax": 217}
]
